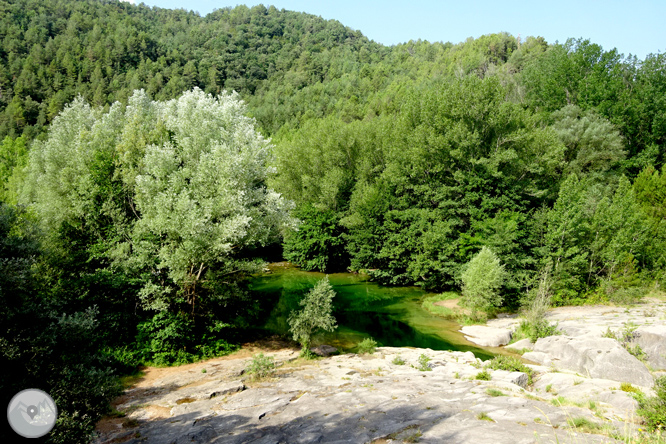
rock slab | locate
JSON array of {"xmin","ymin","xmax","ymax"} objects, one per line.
[
  {"xmin": 524, "ymin": 336, "xmax": 654, "ymax": 387},
  {"xmin": 460, "ymin": 325, "xmax": 512, "ymax": 347}
]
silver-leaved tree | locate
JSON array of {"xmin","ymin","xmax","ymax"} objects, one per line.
[{"xmin": 24, "ymin": 88, "xmax": 296, "ymax": 316}]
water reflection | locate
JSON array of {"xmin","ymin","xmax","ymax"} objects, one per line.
[{"xmin": 250, "ymin": 264, "xmax": 495, "ymax": 360}]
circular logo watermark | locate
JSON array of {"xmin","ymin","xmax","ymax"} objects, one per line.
[{"xmin": 7, "ymin": 389, "xmax": 58, "ymax": 438}]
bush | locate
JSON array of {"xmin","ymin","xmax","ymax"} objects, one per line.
[
  {"xmin": 475, "ymin": 370, "xmax": 491, "ymax": 380},
  {"xmin": 485, "ymin": 355, "xmax": 534, "ymax": 385},
  {"xmin": 289, "ymin": 277, "xmax": 337, "ymax": 357},
  {"xmin": 246, "ymin": 353, "xmax": 276, "ymax": 380},
  {"xmin": 638, "ymin": 376, "xmax": 666, "ymax": 431},
  {"xmin": 460, "ymin": 247, "xmax": 506, "ymax": 315},
  {"xmin": 135, "ymin": 312, "xmax": 197, "ymax": 366},
  {"xmin": 357, "ymin": 338, "xmax": 377, "ymax": 355},
  {"xmin": 392, "ymin": 355, "xmax": 406, "ymax": 365},
  {"xmin": 417, "ymin": 354, "xmax": 431, "ymax": 371},
  {"xmin": 516, "ymin": 319, "xmax": 560, "ymax": 342}
]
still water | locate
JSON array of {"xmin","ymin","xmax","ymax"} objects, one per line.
[{"xmin": 250, "ymin": 263, "xmax": 497, "ymax": 360}]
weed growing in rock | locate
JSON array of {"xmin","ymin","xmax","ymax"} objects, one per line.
[
  {"xmin": 246, "ymin": 353, "xmax": 276, "ymax": 380},
  {"xmin": 475, "ymin": 370, "xmax": 491, "ymax": 381},
  {"xmin": 621, "ymin": 382, "xmax": 643, "ymax": 394},
  {"xmin": 392, "ymin": 355, "xmax": 406, "ymax": 365},
  {"xmin": 417, "ymin": 354, "xmax": 432, "ymax": 371},
  {"xmin": 486, "ymin": 388, "xmax": 505, "ymax": 397},
  {"xmin": 485, "ymin": 355, "xmax": 534, "ymax": 385},
  {"xmin": 356, "ymin": 337, "xmax": 377, "ymax": 355},
  {"xmin": 567, "ymin": 416, "xmax": 603, "ymax": 433},
  {"xmin": 516, "ymin": 266, "xmax": 560, "ymax": 341},
  {"xmin": 477, "ymin": 412, "xmax": 494, "ymax": 422}
]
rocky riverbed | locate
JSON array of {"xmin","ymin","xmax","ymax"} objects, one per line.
[{"xmin": 94, "ymin": 300, "xmax": 666, "ymax": 444}]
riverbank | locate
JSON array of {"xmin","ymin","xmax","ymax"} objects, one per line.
[{"xmin": 94, "ymin": 299, "xmax": 666, "ymax": 444}]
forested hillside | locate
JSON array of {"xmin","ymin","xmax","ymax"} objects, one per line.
[{"xmin": 1, "ymin": 0, "xmax": 666, "ymax": 442}]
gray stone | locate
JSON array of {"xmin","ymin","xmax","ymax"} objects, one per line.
[
  {"xmin": 506, "ymin": 338, "xmax": 534, "ymax": 352},
  {"xmin": 460, "ymin": 325, "xmax": 512, "ymax": 347},
  {"xmin": 531, "ymin": 336, "xmax": 654, "ymax": 387},
  {"xmin": 310, "ymin": 344, "xmax": 338, "ymax": 357},
  {"xmin": 491, "ymin": 370, "xmax": 529, "ymax": 388},
  {"xmin": 634, "ymin": 325, "xmax": 666, "ymax": 370}
]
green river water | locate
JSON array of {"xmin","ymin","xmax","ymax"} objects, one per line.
[{"xmin": 250, "ymin": 263, "xmax": 498, "ymax": 360}]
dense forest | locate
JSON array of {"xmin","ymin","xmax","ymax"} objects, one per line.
[{"xmin": 1, "ymin": 0, "xmax": 666, "ymax": 441}]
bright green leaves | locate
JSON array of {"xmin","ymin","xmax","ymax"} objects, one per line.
[
  {"xmin": 0, "ymin": 136, "xmax": 28, "ymax": 204},
  {"xmin": 288, "ymin": 276, "xmax": 337, "ymax": 356},
  {"xmin": 283, "ymin": 205, "xmax": 347, "ymax": 273},
  {"xmin": 460, "ymin": 246, "xmax": 506, "ymax": 315},
  {"xmin": 543, "ymin": 174, "xmax": 650, "ymax": 303}
]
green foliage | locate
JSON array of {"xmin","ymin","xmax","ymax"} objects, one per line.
[
  {"xmin": 392, "ymin": 355, "xmax": 406, "ymax": 365},
  {"xmin": 516, "ymin": 319, "xmax": 560, "ymax": 342},
  {"xmin": 460, "ymin": 247, "xmax": 506, "ymax": 314},
  {"xmin": 23, "ymin": 89, "xmax": 295, "ymax": 317},
  {"xmin": 0, "ymin": 203, "xmax": 122, "ymax": 444},
  {"xmin": 544, "ymin": 174, "xmax": 651, "ymax": 303},
  {"xmin": 485, "ymin": 355, "xmax": 534, "ymax": 385},
  {"xmin": 135, "ymin": 312, "xmax": 196, "ymax": 366},
  {"xmin": 0, "ymin": 136, "xmax": 28, "ymax": 204},
  {"xmin": 486, "ymin": 388, "xmax": 505, "ymax": 397},
  {"xmin": 621, "ymin": 382, "xmax": 642, "ymax": 394},
  {"xmin": 417, "ymin": 354, "xmax": 432, "ymax": 372},
  {"xmin": 356, "ymin": 337, "xmax": 378, "ymax": 355},
  {"xmin": 246, "ymin": 353, "xmax": 277, "ymax": 380},
  {"xmin": 638, "ymin": 376, "xmax": 666, "ymax": 432},
  {"xmin": 475, "ymin": 370, "xmax": 491, "ymax": 381},
  {"xmin": 283, "ymin": 204, "xmax": 348, "ymax": 272},
  {"xmin": 288, "ymin": 277, "xmax": 337, "ymax": 356}
]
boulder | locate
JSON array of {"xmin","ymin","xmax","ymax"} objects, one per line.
[
  {"xmin": 634, "ymin": 325, "xmax": 666, "ymax": 370},
  {"xmin": 527, "ymin": 336, "xmax": 653, "ymax": 387},
  {"xmin": 491, "ymin": 370, "xmax": 529, "ymax": 388},
  {"xmin": 460, "ymin": 325, "xmax": 512, "ymax": 347},
  {"xmin": 310, "ymin": 344, "xmax": 338, "ymax": 357},
  {"xmin": 506, "ymin": 338, "xmax": 534, "ymax": 352}
]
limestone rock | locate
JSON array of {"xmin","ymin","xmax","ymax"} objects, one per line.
[
  {"xmin": 529, "ymin": 336, "xmax": 653, "ymax": 387},
  {"xmin": 506, "ymin": 338, "xmax": 534, "ymax": 352},
  {"xmin": 310, "ymin": 344, "xmax": 338, "ymax": 357},
  {"xmin": 634, "ymin": 325, "xmax": 666, "ymax": 370},
  {"xmin": 460, "ymin": 325, "xmax": 512, "ymax": 347}
]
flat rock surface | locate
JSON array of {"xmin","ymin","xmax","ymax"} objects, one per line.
[
  {"xmin": 96, "ymin": 347, "xmax": 638, "ymax": 444},
  {"xmin": 460, "ymin": 325, "xmax": 512, "ymax": 347},
  {"xmin": 94, "ymin": 300, "xmax": 666, "ymax": 444}
]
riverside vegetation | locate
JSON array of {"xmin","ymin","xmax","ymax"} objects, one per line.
[{"xmin": 1, "ymin": 0, "xmax": 666, "ymax": 442}]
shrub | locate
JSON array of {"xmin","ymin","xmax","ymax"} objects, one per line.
[
  {"xmin": 638, "ymin": 376, "xmax": 666, "ymax": 432},
  {"xmin": 485, "ymin": 355, "xmax": 534, "ymax": 385},
  {"xmin": 475, "ymin": 370, "xmax": 491, "ymax": 380},
  {"xmin": 486, "ymin": 388, "xmax": 505, "ymax": 397},
  {"xmin": 460, "ymin": 247, "xmax": 506, "ymax": 315},
  {"xmin": 392, "ymin": 355, "xmax": 406, "ymax": 365},
  {"xmin": 135, "ymin": 312, "xmax": 197, "ymax": 366},
  {"xmin": 246, "ymin": 353, "xmax": 276, "ymax": 380},
  {"xmin": 288, "ymin": 277, "xmax": 337, "ymax": 358},
  {"xmin": 417, "ymin": 354, "xmax": 432, "ymax": 371},
  {"xmin": 357, "ymin": 337, "xmax": 378, "ymax": 354},
  {"xmin": 516, "ymin": 319, "xmax": 560, "ymax": 342}
]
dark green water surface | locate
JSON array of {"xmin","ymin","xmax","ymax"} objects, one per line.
[{"xmin": 250, "ymin": 263, "xmax": 496, "ymax": 360}]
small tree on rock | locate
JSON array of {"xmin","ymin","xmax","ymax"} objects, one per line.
[
  {"xmin": 288, "ymin": 276, "xmax": 337, "ymax": 357},
  {"xmin": 460, "ymin": 246, "xmax": 506, "ymax": 316}
]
